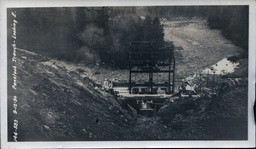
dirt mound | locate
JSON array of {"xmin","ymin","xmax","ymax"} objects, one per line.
[
  {"xmin": 11, "ymin": 48, "xmax": 135, "ymax": 141},
  {"xmin": 156, "ymin": 84, "xmax": 248, "ymax": 140}
]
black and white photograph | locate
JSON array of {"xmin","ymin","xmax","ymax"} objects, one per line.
[{"xmin": 1, "ymin": 0, "xmax": 255, "ymax": 148}]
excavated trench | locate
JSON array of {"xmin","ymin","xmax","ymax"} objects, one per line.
[
  {"xmin": 11, "ymin": 18, "xmax": 248, "ymax": 140},
  {"xmin": 119, "ymin": 98, "xmax": 167, "ymax": 117}
]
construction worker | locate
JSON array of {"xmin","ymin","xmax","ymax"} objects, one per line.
[
  {"xmin": 102, "ymin": 78, "xmax": 108, "ymax": 91},
  {"xmin": 108, "ymin": 79, "xmax": 113, "ymax": 89},
  {"xmin": 184, "ymin": 81, "xmax": 196, "ymax": 95}
]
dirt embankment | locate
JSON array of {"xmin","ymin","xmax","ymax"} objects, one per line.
[
  {"xmin": 13, "ymin": 48, "xmax": 191, "ymax": 141},
  {"xmin": 12, "ymin": 48, "xmax": 244, "ymax": 141},
  {"xmin": 157, "ymin": 84, "xmax": 248, "ymax": 140},
  {"xmin": 12, "ymin": 48, "xmax": 137, "ymax": 141}
]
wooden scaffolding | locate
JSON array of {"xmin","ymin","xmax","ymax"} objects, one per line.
[{"xmin": 129, "ymin": 41, "xmax": 175, "ymax": 94}]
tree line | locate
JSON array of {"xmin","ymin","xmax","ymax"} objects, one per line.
[
  {"xmin": 10, "ymin": 6, "xmax": 248, "ymax": 68},
  {"xmin": 207, "ymin": 6, "xmax": 248, "ymax": 58},
  {"xmin": 13, "ymin": 7, "xmax": 165, "ymax": 68}
]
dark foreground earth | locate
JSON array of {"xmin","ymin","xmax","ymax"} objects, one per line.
[{"xmin": 8, "ymin": 47, "xmax": 247, "ymax": 141}]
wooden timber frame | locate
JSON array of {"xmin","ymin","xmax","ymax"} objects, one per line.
[{"xmin": 129, "ymin": 41, "xmax": 175, "ymax": 94}]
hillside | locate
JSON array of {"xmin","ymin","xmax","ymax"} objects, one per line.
[
  {"xmin": 12, "ymin": 48, "xmax": 136, "ymax": 141},
  {"xmin": 13, "ymin": 48, "xmax": 190, "ymax": 141}
]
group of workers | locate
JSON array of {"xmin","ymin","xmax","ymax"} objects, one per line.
[{"xmin": 102, "ymin": 79, "xmax": 113, "ymax": 92}]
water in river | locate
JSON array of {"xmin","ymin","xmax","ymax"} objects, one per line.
[{"xmin": 202, "ymin": 58, "xmax": 239, "ymax": 75}]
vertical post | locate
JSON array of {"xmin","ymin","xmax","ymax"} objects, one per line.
[
  {"xmin": 212, "ymin": 73, "xmax": 215, "ymax": 92},
  {"xmin": 150, "ymin": 43, "xmax": 153, "ymax": 94},
  {"xmin": 129, "ymin": 72, "xmax": 131, "ymax": 94},
  {"xmin": 206, "ymin": 71, "xmax": 209, "ymax": 87},
  {"xmin": 199, "ymin": 73, "xmax": 202, "ymax": 91},
  {"xmin": 168, "ymin": 73, "xmax": 171, "ymax": 94},
  {"xmin": 150, "ymin": 73, "xmax": 153, "ymax": 94},
  {"xmin": 168, "ymin": 47, "xmax": 171, "ymax": 94},
  {"xmin": 172, "ymin": 56, "xmax": 175, "ymax": 94},
  {"xmin": 129, "ymin": 47, "xmax": 132, "ymax": 94}
]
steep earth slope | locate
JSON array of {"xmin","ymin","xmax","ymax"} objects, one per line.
[
  {"xmin": 13, "ymin": 48, "xmax": 137, "ymax": 141},
  {"xmin": 13, "ymin": 48, "xmax": 192, "ymax": 141}
]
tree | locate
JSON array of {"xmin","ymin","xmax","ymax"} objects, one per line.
[
  {"xmin": 152, "ymin": 17, "xmax": 164, "ymax": 42},
  {"xmin": 96, "ymin": 7, "xmax": 110, "ymax": 35},
  {"xmin": 143, "ymin": 15, "xmax": 153, "ymax": 41}
]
